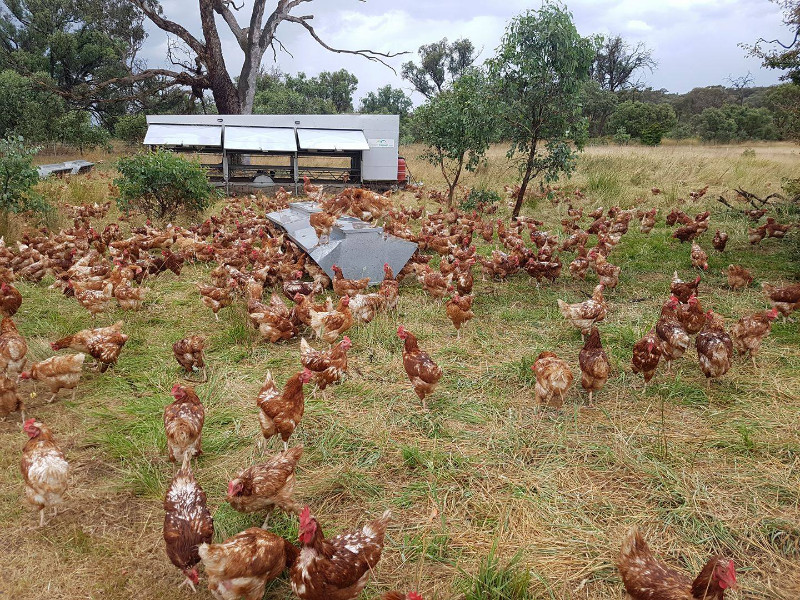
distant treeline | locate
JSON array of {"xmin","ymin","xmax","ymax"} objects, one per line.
[{"xmin": 583, "ymin": 82, "xmax": 800, "ymax": 144}]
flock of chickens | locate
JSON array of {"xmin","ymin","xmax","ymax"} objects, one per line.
[{"xmin": 2, "ymin": 173, "xmax": 799, "ymax": 600}]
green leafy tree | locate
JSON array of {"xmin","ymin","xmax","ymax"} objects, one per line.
[
  {"xmin": 581, "ymin": 80, "xmax": 618, "ymax": 136},
  {"xmin": 359, "ymin": 85, "xmax": 413, "ymax": 116},
  {"xmin": 0, "ymin": 136, "xmax": 49, "ymax": 232},
  {"xmin": 114, "ymin": 114, "xmax": 149, "ymax": 145},
  {"xmin": 253, "ymin": 70, "xmax": 336, "ymax": 114},
  {"xmin": 761, "ymin": 83, "xmax": 800, "ymax": 139},
  {"xmin": 0, "ymin": 70, "xmax": 66, "ymax": 142},
  {"xmin": 413, "ymin": 69, "xmax": 494, "ymax": 204},
  {"xmin": 359, "ymin": 84, "xmax": 414, "ymax": 141},
  {"xmin": 253, "ymin": 68, "xmax": 361, "ymax": 114},
  {"xmin": 693, "ymin": 104, "xmax": 777, "ymax": 142},
  {"xmin": 487, "ymin": 2, "xmax": 596, "ymax": 218},
  {"xmin": 114, "ymin": 149, "xmax": 217, "ymax": 219},
  {"xmin": 54, "ymin": 111, "xmax": 110, "ymax": 153},
  {"xmin": 284, "ymin": 70, "xmax": 358, "ymax": 113},
  {"xmin": 608, "ymin": 101, "xmax": 677, "ymax": 145},
  {"xmin": 672, "ymin": 86, "xmax": 734, "ymax": 120},
  {"xmin": 402, "ymin": 37, "xmax": 477, "ymax": 98},
  {"xmin": 0, "ymin": 0, "xmax": 145, "ymax": 122}
]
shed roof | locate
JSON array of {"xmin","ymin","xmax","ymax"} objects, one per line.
[
  {"xmin": 297, "ymin": 128, "xmax": 370, "ymax": 151},
  {"xmin": 143, "ymin": 124, "xmax": 222, "ymax": 147},
  {"xmin": 225, "ymin": 126, "xmax": 297, "ymax": 152}
]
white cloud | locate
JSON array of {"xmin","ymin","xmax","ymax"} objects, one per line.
[{"xmin": 625, "ymin": 20, "xmax": 652, "ymax": 32}]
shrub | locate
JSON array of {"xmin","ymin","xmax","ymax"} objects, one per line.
[
  {"xmin": 670, "ymin": 122, "xmax": 695, "ymax": 140},
  {"xmin": 56, "ymin": 111, "xmax": 111, "ymax": 153},
  {"xmin": 613, "ymin": 127, "xmax": 632, "ymax": 145},
  {"xmin": 114, "ymin": 149, "xmax": 217, "ymax": 219},
  {"xmin": 607, "ymin": 101, "xmax": 676, "ymax": 145},
  {"xmin": 640, "ymin": 123, "xmax": 665, "ymax": 146},
  {"xmin": 0, "ymin": 136, "xmax": 50, "ymax": 231},
  {"xmin": 783, "ymin": 177, "xmax": 800, "ymax": 201}
]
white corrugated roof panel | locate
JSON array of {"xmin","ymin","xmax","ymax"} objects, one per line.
[
  {"xmin": 144, "ymin": 124, "xmax": 222, "ymax": 147},
  {"xmin": 225, "ymin": 126, "xmax": 297, "ymax": 152},
  {"xmin": 297, "ymin": 128, "xmax": 369, "ymax": 151}
]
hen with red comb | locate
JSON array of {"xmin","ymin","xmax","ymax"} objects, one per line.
[
  {"xmin": 618, "ymin": 527, "xmax": 737, "ymax": 599},
  {"xmin": 291, "ymin": 507, "xmax": 391, "ymax": 600}
]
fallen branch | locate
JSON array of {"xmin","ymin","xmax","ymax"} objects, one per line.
[
  {"xmin": 716, "ymin": 195, "xmax": 741, "ymax": 212},
  {"xmin": 734, "ymin": 187, "xmax": 786, "ymax": 208}
]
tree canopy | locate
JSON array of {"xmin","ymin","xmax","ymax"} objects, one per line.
[
  {"xmin": 608, "ymin": 101, "xmax": 677, "ymax": 145},
  {"xmin": 252, "ymin": 68, "xmax": 358, "ymax": 114},
  {"xmin": 359, "ymin": 85, "xmax": 413, "ymax": 116},
  {"xmin": 0, "ymin": 0, "xmax": 145, "ymax": 122},
  {"xmin": 488, "ymin": 1, "xmax": 596, "ymax": 218},
  {"xmin": 401, "ymin": 37, "xmax": 477, "ymax": 98},
  {"xmin": 413, "ymin": 69, "xmax": 494, "ymax": 203}
]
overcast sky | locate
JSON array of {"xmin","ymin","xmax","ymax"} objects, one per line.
[{"xmin": 140, "ymin": 0, "xmax": 790, "ymax": 105}]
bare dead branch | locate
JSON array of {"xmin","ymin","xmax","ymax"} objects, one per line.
[
  {"xmin": 213, "ymin": 0, "xmax": 247, "ymax": 48},
  {"xmin": 89, "ymin": 68, "xmax": 207, "ymax": 92},
  {"xmin": 167, "ymin": 38, "xmax": 198, "ymax": 71},
  {"xmin": 716, "ymin": 195, "xmax": 742, "ymax": 212},
  {"xmin": 130, "ymin": 0, "xmax": 206, "ymax": 59},
  {"xmin": 285, "ymin": 15, "xmax": 408, "ymax": 73},
  {"xmin": 270, "ymin": 37, "xmax": 294, "ymax": 61}
]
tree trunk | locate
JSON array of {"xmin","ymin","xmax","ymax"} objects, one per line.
[
  {"xmin": 513, "ymin": 137, "xmax": 538, "ymax": 219},
  {"xmin": 235, "ymin": 0, "xmax": 270, "ymax": 115},
  {"xmin": 445, "ymin": 155, "xmax": 465, "ymax": 207},
  {"xmin": 238, "ymin": 47, "xmax": 263, "ymax": 114},
  {"xmin": 200, "ymin": 0, "xmax": 242, "ymax": 114}
]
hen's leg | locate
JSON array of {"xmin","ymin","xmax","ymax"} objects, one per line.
[
  {"xmin": 178, "ymin": 577, "xmax": 197, "ymax": 593},
  {"xmin": 261, "ymin": 506, "xmax": 275, "ymax": 529},
  {"xmin": 39, "ymin": 508, "xmax": 45, "ymax": 527},
  {"xmin": 588, "ymin": 391, "xmax": 593, "ymax": 407}
]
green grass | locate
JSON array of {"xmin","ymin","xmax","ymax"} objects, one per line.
[{"xmin": 0, "ymin": 143, "xmax": 799, "ymax": 599}]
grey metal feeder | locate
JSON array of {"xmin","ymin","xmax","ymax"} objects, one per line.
[{"xmin": 266, "ymin": 201, "xmax": 417, "ymax": 284}]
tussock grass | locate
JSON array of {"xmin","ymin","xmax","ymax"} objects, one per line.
[{"xmin": 0, "ymin": 142, "xmax": 798, "ymax": 599}]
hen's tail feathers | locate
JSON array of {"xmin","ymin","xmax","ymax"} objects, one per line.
[{"xmin": 617, "ymin": 527, "xmax": 653, "ymax": 572}]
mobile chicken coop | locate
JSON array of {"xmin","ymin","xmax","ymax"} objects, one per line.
[{"xmin": 143, "ymin": 114, "xmax": 403, "ymax": 193}]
